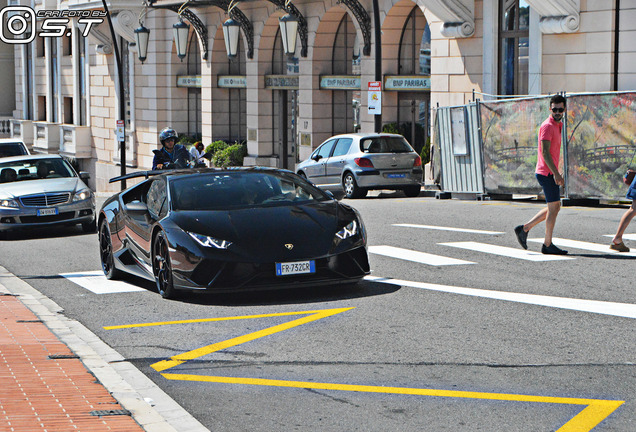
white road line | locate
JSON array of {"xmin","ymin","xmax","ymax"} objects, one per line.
[
  {"xmin": 528, "ymin": 237, "xmax": 636, "ymax": 257},
  {"xmin": 393, "ymin": 224, "xmax": 505, "ymax": 235},
  {"xmin": 369, "ymin": 245, "xmax": 475, "ymax": 266},
  {"xmin": 60, "ymin": 271, "xmax": 146, "ymax": 294},
  {"xmin": 603, "ymin": 234, "xmax": 636, "ymax": 241},
  {"xmin": 439, "ymin": 241, "xmax": 574, "ymax": 261},
  {"xmin": 365, "ymin": 276, "xmax": 636, "ymax": 319}
]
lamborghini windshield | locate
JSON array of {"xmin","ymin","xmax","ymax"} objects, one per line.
[{"xmin": 170, "ymin": 171, "xmax": 330, "ymax": 210}]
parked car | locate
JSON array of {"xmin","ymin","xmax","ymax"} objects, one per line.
[
  {"xmin": 296, "ymin": 133, "xmax": 423, "ymax": 199},
  {"xmin": 0, "ymin": 139, "xmax": 29, "ymax": 158},
  {"xmin": 99, "ymin": 167, "xmax": 370, "ymax": 299},
  {"xmin": 0, "ymin": 154, "xmax": 96, "ymax": 236}
]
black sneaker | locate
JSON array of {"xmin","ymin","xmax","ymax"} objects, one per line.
[
  {"xmin": 541, "ymin": 243, "xmax": 568, "ymax": 255},
  {"xmin": 514, "ymin": 225, "xmax": 528, "ymax": 250}
]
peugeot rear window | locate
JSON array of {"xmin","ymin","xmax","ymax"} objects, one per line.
[{"xmin": 361, "ymin": 137, "xmax": 413, "ymax": 153}]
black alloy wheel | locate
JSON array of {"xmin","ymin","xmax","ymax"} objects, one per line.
[
  {"xmin": 99, "ymin": 220, "xmax": 122, "ymax": 280},
  {"xmin": 343, "ymin": 173, "xmax": 367, "ymax": 199},
  {"xmin": 153, "ymin": 230, "xmax": 176, "ymax": 299}
]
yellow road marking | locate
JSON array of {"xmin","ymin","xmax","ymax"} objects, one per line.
[{"xmin": 105, "ymin": 308, "xmax": 624, "ymax": 431}]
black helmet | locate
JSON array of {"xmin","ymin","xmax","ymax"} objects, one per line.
[{"xmin": 159, "ymin": 127, "xmax": 178, "ymax": 144}]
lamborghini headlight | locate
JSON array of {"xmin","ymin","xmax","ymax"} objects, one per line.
[
  {"xmin": 0, "ymin": 198, "xmax": 19, "ymax": 209},
  {"xmin": 73, "ymin": 189, "xmax": 93, "ymax": 202},
  {"xmin": 336, "ymin": 220, "xmax": 358, "ymax": 240},
  {"xmin": 188, "ymin": 232, "xmax": 232, "ymax": 249}
]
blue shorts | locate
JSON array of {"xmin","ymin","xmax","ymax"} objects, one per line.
[{"xmin": 536, "ymin": 173, "xmax": 561, "ymax": 203}]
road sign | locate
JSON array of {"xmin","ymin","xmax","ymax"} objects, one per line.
[
  {"xmin": 115, "ymin": 120, "xmax": 124, "ymax": 142},
  {"xmin": 368, "ymin": 81, "xmax": 381, "ymax": 115}
]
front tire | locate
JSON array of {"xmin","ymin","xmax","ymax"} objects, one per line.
[
  {"xmin": 343, "ymin": 173, "xmax": 367, "ymax": 199},
  {"xmin": 153, "ymin": 230, "xmax": 177, "ymax": 299},
  {"xmin": 99, "ymin": 220, "xmax": 122, "ymax": 280}
]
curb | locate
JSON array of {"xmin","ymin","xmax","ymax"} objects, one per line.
[{"xmin": 0, "ymin": 266, "xmax": 209, "ymax": 432}]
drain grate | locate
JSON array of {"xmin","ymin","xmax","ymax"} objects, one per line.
[
  {"xmin": 90, "ymin": 409, "xmax": 132, "ymax": 417},
  {"xmin": 48, "ymin": 354, "xmax": 80, "ymax": 360},
  {"xmin": 16, "ymin": 319, "xmax": 43, "ymax": 323}
]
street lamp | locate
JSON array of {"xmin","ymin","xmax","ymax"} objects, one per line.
[
  {"xmin": 278, "ymin": 13, "xmax": 298, "ymax": 56},
  {"xmin": 222, "ymin": 18, "xmax": 240, "ymax": 58},
  {"xmin": 134, "ymin": 25, "xmax": 150, "ymax": 63},
  {"xmin": 173, "ymin": 19, "xmax": 189, "ymax": 60}
]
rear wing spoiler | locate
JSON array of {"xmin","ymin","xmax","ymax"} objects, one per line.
[{"xmin": 108, "ymin": 170, "xmax": 164, "ymax": 184}]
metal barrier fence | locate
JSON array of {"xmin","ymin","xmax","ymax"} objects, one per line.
[{"xmin": 434, "ymin": 91, "xmax": 636, "ymax": 200}]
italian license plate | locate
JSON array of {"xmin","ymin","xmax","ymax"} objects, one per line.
[
  {"xmin": 276, "ymin": 260, "xmax": 316, "ymax": 276},
  {"xmin": 37, "ymin": 208, "xmax": 58, "ymax": 216},
  {"xmin": 387, "ymin": 173, "xmax": 406, "ymax": 178}
]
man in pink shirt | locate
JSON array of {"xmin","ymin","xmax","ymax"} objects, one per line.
[{"xmin": 514, "ymin": 94, "xmax": 568, "ymax": 255}]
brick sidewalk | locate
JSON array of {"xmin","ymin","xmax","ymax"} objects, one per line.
[{"xmin": 0, "ymin": 293, "xmax": 146, "ymax": 431}]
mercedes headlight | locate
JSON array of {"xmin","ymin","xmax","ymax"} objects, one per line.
[
  {"xmin": 0, "ymin": 198, "xmax": 19, "ymax": 209},
  {"xmin": 336, "ymin": 220, "xmax": 358, "ymax": 240},
  {"xmin": 188, "ymin": 232, "xmax": 232, "ymax": 249},
  {"xmin": 73, "ymin": 189, "xmax": 93, "ymax": 202}
]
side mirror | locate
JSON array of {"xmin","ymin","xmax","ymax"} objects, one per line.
[
  {"xmin": 79, "ymin": 171, "xmax": 90, "ymax": 181},
  {"xmin": 311, "ymin": 154, "xmax": 323, "ymax": 161},
  {"xmin": 125, "ymin": 201, "xmax": 148, "ymax": 214}
]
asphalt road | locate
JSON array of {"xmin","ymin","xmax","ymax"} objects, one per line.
[{"xmin": 0, "ymin": 193, "xmax": 634, "ymax": 431}]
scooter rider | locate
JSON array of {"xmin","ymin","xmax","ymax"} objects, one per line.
[{"xmin": 152, "ymin": 127, "xmax": 192, "ymax": 170}]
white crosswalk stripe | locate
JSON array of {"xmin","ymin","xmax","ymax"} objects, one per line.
[
  {"xmin": 369, "ymin": 245, "xmax": 475, "ymax": 266},
  {"xmin": 61, "ymin": 271, "xmax": 147, "ymax": 294},
  {"xmin": 365, "ymin": 276, "xmax": 636, "ymax": 319},
  {"xmin": 528, "ymin": 237, "xmax": 636, "ymax": 257},
  {"xmin": 603, "ymin": 234, "xmax": 636, "ymax": 241},
  {"xmin": 393, "ymin": 224, "xmax": 504, "ymax": 235},
  {"xmin": 439, "ymin": 241, "xmax": 574, "ymax": 261}
]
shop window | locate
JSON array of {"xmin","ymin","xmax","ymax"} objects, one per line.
[
  {"xmin": 498, "ymin": 0, "xmax": 529, "ymax": 95},
  {"xmin": 77, "ymin": 33, "xmax": 87, "ymax": 125}
]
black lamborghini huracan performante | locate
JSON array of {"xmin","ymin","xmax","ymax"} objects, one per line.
[{"xmin": 98, "ymin": 167, "xmax": 370, "ymax": 299}]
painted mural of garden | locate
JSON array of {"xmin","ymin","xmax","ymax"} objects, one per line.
[{"xmin": 479, "ymin": 92, "xmax": 636, "ymax": 200}]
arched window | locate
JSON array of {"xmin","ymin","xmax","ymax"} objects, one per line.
[
  {"xmin": 499, "ymin": 0, "xmax": 529, "ymax": 95},
  {"xmin": 398, "ymin": 8, "xmax": 430, "ymax": 76}
]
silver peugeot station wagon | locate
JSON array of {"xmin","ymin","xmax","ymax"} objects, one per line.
[{"xmin": 296, "ymin": 133, "xmax": 423, "ymax": 199}]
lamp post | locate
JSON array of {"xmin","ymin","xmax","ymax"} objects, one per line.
[
  {"xmin": 222, "ymin": 18, "xmax": 240, "ymax": 58},
  {"xmin": 278, "ymin": 13, "xmax": 298, "ymax": 56},
  {"xmin": 101, "ymin": 0, "xmax": 127, "ymax": 189}
]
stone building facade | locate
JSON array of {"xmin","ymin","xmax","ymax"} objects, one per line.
[{"xmin": 7, "ymin": 0, "xmax": 636, "ymax": 192}]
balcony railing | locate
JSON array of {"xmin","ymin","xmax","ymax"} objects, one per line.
[{"xmin": 0, "ymin": 117, "xmax": 11, "ymax": 137}]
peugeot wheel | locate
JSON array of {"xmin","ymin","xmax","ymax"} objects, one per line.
[
  {"xmin": 153, "ymin": 231, "xmax": 177, "ymax": 299},
  {"xmin": 343, "ymin": 173, "xmax": 367, "ymax": 199},
  {"xmin": 99, "ymin": 220, "xmax": 122, "ymax": 280}
]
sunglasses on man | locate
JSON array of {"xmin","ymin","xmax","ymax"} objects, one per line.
[{"xmin": 551, "ymin": 107, "xmax": 565, "ymax": 113}]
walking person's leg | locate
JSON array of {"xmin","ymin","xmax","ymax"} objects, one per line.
[
  {"xmin": 610, "ymin": 201, "xmax": 636, "ymax": 252},
  {"xmin": 543, "ymin": 200, "xmax": 561, "ymax": 248}
]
